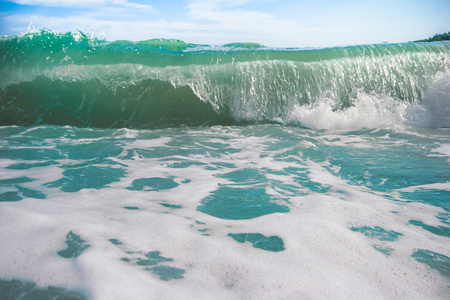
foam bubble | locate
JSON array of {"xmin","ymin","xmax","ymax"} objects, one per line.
[
  {"xmin": 285, "ymin": 93, "xmax": 424, "ymax": 129},
  {"xmin": 1, "ymin": 125, "xmax": 449, "ymax": 299},
  {"xmin": 420, "ymin": 71, "xmax": 450, "ymax": 128}
]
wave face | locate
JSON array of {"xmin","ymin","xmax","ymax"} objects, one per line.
[{"xmin": 1, "ymin": 30, "xmax": 449, "ymax": 129}]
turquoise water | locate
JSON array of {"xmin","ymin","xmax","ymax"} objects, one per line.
[
  {"xmin": 1, "ymin": 30, "xmax": 450, "ymax": 129},
  {"xmin": 0, "ymin": 31, "xmax": 449, "ymax": 299}
]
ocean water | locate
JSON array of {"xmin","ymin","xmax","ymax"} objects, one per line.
[{"xmin": 0, "ymin": 30, "xmax": 449, "ymax": 299}]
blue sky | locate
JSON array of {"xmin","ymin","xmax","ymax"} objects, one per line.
[{"xmin": 1, "ymin": 0, "xmax": 449, "ymax": 47}]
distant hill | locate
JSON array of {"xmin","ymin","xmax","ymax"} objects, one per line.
[{"xmin": 414, "ymin": 31, "xmax": 450, "ymax": 42}]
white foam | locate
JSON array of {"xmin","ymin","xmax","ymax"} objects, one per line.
[
  {"xmin": 431, "ymin": 143, "xmax": 450, "ymax": 158},
  {"xmin": 1, "ymin": 125, "xmax": 449, "ymax": 299},
  {"xmin": 124, "ymin": 136, "xmax": 172, "ymax": 149},
  {"xmin": 285, "ymin": 94, "xmax": 423, "ymax": 129},
  {"xmin": 420, "ymin": 71, "xmax": 450, "ymax": 128},
  {"xmin": 276, "ymin": 69, "xmax": 450, "ymax": 130},
  {"xmin": 398, "ymin": 182, "xmax": 450, "ymax": 193}
]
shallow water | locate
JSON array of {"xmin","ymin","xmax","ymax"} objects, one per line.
[{"xmin": 0, "ymin": 124, "xmax": 449, "ymax": 299}]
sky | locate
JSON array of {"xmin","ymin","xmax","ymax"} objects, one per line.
[{"xmin": 0, "ymin": 0, "xmax": 449, "ymax": 47}]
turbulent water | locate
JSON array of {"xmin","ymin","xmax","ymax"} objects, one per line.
[{"xmin": 0, "ymin": 30, "xmax": 449, "ymax": 299}]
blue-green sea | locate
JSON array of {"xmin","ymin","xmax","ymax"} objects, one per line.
[{"xmin": 0, "ymin": 31, "xmax": 449, "ymax": 299}]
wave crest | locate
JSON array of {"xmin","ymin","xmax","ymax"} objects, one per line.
[{"xmin": 1, "ymin": 31, "xmax": 449, "ymax": 129}]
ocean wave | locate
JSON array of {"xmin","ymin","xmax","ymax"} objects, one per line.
[{"xmin": 1, "ymin": 30, "xmax": 449, "ymax": 129}]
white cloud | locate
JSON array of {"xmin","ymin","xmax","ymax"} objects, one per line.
[
  {"xmin": 2, "ymin": 0, "xmax": 382, "ymax": 47},
  {"xmin": 187, "ymin": 0, "xmax": 287, "ymax": 28},
  {"xmin": 2, "ymin": 12, "xmax": 206, "ymax": 42},
  {"xmin": 3, "ymin": 0, "xmax": 304, "ymax": 45},
  {"xmin": 184, "ymin": 0, "xmax": 304, "ymax": 45},
  {"xmin": 8, "ymin": 0, "xmax": 154, "ymax": 10}
]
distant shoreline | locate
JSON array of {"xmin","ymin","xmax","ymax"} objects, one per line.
[{"xmin": 414, "ymin": 31, "xmax": 450, "ymax": 42}]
